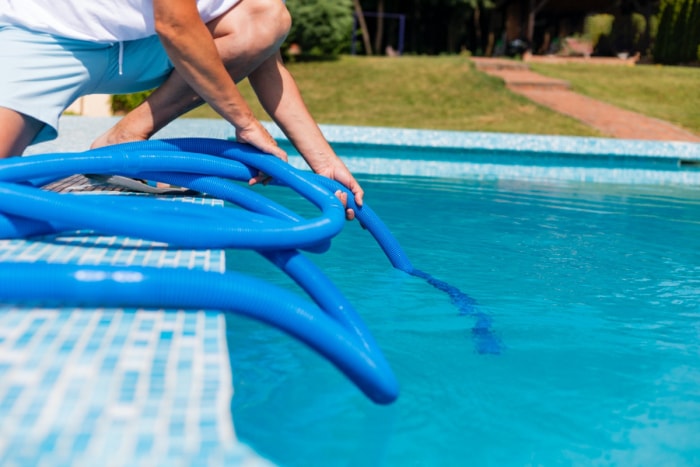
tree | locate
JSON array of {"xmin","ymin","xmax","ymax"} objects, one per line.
[
  {"xmin": 353, "ymin": 0, "xmax": 374, "ymax": 55},
  {"xmin": 374, "ymin": 0, "xmax": 385, "ymax": 54},
  {"xmin": 653, "ymin": 0, "xmax": 700, "ymax": 64}
]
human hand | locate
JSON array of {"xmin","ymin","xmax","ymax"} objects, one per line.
[
  {"xmin": 236, "ymin": 121, "xmax": 288, "ymax": 185},
  {"xmin": 313, "ymin": 158, "xmax": 364, "ymax": 221}
]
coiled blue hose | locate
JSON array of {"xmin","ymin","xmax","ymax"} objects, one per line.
[
  {"xmin": 0, "ymin": 137, "xmax": 501, "ymax": 405},
  {"xmin": 0, "ymin": 138, "xmax": 402, "ymax": 403}
]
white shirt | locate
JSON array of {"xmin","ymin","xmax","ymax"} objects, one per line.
[{"xmin": 0, "ymin": 0, "xmax": 241, "ymax": 42}]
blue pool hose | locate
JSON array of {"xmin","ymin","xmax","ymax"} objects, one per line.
[{"xmin": 0, "ymin": 138, "xmax": 501, "ymax": 404}]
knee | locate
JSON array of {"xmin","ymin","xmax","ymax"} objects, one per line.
[
  {"xmin": 210, "ymin": 0, "xmax": 291, "ymax": 54},
  {"xmin": 251, "ymin": 0, "xmax": 292, "ymax": 45}
]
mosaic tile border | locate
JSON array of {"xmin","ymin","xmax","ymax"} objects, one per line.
[
  {"xmin": 28, "ymin": 116, "xmax": 700, "ymax": 161},
  {"xmin": 26, "ymin": 117, "xmax": 700, "ymax": 187}
]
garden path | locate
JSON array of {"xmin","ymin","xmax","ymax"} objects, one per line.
[{"xmin": 471, "ymin": 57, "xmax": 700, "ymax": 143}]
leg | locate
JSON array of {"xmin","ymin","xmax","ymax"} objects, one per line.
[
  {"xmin": 92, "ymin": 0, "xmax": 291, "ymax": 148},
  {"xmin": 0, "ymin": 107, "xmax": 45, "ymax": 158},
  {"xmin": 0, "ymin": 25, "xmax": 108, "ymax": 157}
]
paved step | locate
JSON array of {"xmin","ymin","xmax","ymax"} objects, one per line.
[
  {"xmin": 471, "ymin": 57, "xmax": 529, "ymax": 71},
  {"xmin": 482, "ymin": 68, "xmax": 571, "ymax": 91},
  {"xmin": 472, "ymin": 57, "xmax": 571, "ymax": 90}
]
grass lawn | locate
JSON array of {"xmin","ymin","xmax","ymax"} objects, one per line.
[
  {"xmin": 530, "ymin": 62, "xmax": 700, "ymax": 136},
  {"xmin": 184, "ymin": 55, "xmax": 600, "ymax": 137}
]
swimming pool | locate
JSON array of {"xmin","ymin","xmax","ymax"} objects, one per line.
[
  {"xmin": 227, "ymin": 173, "xmax": 700, "ymax": 466},
  {"xmin": 26, "ymin": 118, "xmax": 700, "ymax": 465},
  {"xmin": 229, "ymin": 138, "xmax": 700, "ymax": 465}
]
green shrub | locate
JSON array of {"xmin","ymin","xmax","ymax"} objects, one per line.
[
  {"xmin": 283, "ymin": 0, "xmax": 354, "ymax": 59},
  {"xmin": 631, "ymin": 13, "xmax": 647, "ymax": 45},
  {"xmin": 584, "ymin": 14, "xmax": 614, "ymax": 48},
  {"xmin": 586, "ymin": 12, "xmax": 648, "ymax": 56}
]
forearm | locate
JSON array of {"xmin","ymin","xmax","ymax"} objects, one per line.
[
  {"xmin": 248, "ymin": 54, "xmax": 336, "ymax": 171},
  {"xmin": 153, "ymin": 0, "xmax": 254, "ymax": 130},
  {"xmin": 249, "ymin": 53, "xmax": 364, "ymax": 210}
]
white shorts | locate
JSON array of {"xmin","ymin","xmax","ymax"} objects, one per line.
[{"xmin": 0, "ymin": 25, "xmax": 173, "ymax": 144}]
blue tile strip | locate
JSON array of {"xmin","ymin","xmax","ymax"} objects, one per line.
[{"xmin": 0, "ymin": 197, "xmax": 272, "ymax": 466}]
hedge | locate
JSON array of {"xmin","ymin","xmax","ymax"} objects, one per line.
[{"xmin": 653, "ymin": 0, "xmax": 700, "ymax": 64}]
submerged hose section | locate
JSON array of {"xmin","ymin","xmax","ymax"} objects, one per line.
[
  {"xmin": 292, "ymin": 162, "xmax": 502, "ymax": 355},
  {"xmin": 409, "ymin": 269, "xmax": 502, "ymax": 354}
]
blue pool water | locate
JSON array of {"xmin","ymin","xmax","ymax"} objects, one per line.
[{"xmin": 226, "ymin": 171, "xmax": 700, "ymax": 466}]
